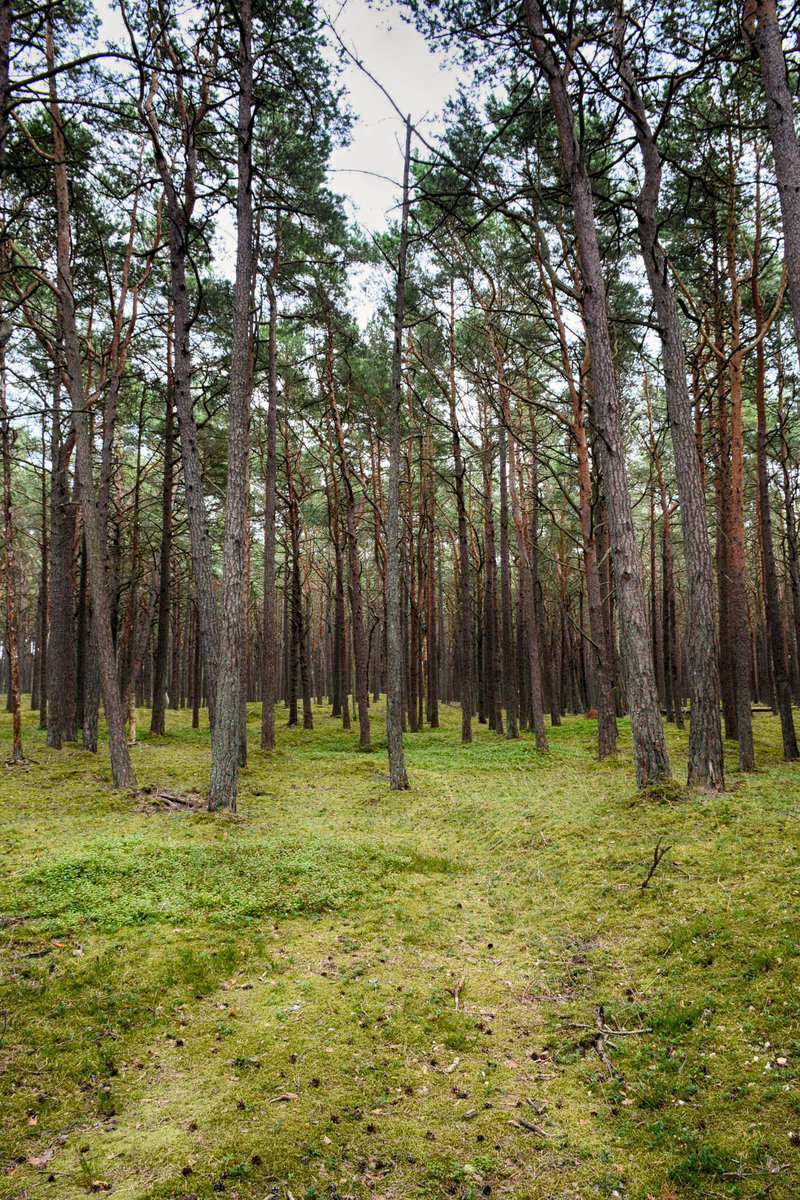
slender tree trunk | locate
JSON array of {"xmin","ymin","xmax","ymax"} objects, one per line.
[
  {"xmin": 1, "ymin": 331, "xmax": 23, "ymax": 762},
  {"xmin": 750, "ymin": 0, "xmax": 800, "ymax": 367},
  {"xmin": 509, "ymin": 430, "xmax": 548, "ymax": 748},
  {"xmin": 151, "ymin": 390, "xmax": 174, "ymax": 735},
  {"xmin": 481, "ymin": 430, "xmax": 503, "ymax": 734},
  {"xmin": 752, "ymin": 184, "xmax": 798, "ymax": 758},
  {"xmin": 725, "ymin": 180, "xmax": 755, "ymax": 771},
  {"xmin": 192, "ymin": 600, "xmax": 201, "ymax": 728},
  {"xmin": 539, "ymin": 270, "xmax": 616, "ymax": 751},
  {"xmin": 170, "ymin": 565, "xmax": 181, "ymax": 710},
  {"xmin": 37, "ymin": 415, "xmax": 48, "ymax": 729},
  {"xmin": 425, "ymin": 413, "xmax": 439, "ymax": 727},
  {"xmin": 449, "ymin": 285, "xmax": 473, "ymax": 744},
  {"xmin": 300, "ymin": 581, "xmax": 313, "ymax": 730},
  {"xmin": 339, "ymin": 567, "xmax": 351, "ymax": 732},
  {"xmin": 47, "ymin": 325, "xmax": 77, "ymax": 748},
  {"xmin": 614, "ymin": 16, "xmax": 723, "ymax": 785},
  {"xmin": 528, "ymin": 417, "xmax": 558, "ymax": 728},
  {"xmin": 345, "ymin": 497, "xmax": 370, "ymax": 748},
  {"xmin": 49, "ymin": 20, "xmax": 135, "ymax": 788},
  {"xmin": 778, "ymin": 378, "xmax": 800, "ymax": 701},
  {"xmin": 332, "ymin": 528, "xmax": 346, "ymax": 721},
  {"xmin": 0, "ymin": 0, "xmax": 10, "ymax": 169},
  {"xmin": 328, "ymin": 348, "xmax": 370, "ymax": 749},
  {"xmin": 498, "ymin": 420, "xmax": 518, "ymax": 738},
  {"xmin": 210, "ymin": 0, "xmax": 254, "ymax": 810},
  {"xmin": 649, "ymin": 483, "xmax": 666, "ymax": 708},
  {"xmin": 527, "ymin": 0, "xmax": 669, "ymax": 786},
  {"xmin": 706, "ymin": 213, "xmax": 737, "ymax": 747},
  {"xmin": 139, "ymin": 72, "xmax": 219, "ymax": 727},
  {"xmin": 386, "ymin": 117, "xmax": 411, "ymax": 789},
  {"xmin": 117, "ymin": 393, "xmax": 145, "ymax": 731},
  {"xmin": 261, "ymin": 247, "xmax": 281, "ymax": 750}
]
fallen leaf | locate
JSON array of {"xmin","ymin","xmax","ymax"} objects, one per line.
[
  {"xmin": 269, "ymin": 1092, "xmax": 298, "ymax": 1103},
  {"xmin": 28, "ymin": 1150, "xmax": 54, "ymax": 1168}
]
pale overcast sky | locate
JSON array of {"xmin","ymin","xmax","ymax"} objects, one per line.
[
  {"xmin": 322, "ymin": 0, "xmax": 461, "ymax": 231},
  {"xmin": 96, "ymin": 0, "xmax": 462, "ymax": 320},
  {"xmin": 98, "ymin": 0, "xmax": 460, "ymax": 233}
]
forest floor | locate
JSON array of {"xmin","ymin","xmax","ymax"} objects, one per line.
[{"xmin": 0, "ymin": 702, "xmax": 799, "ymax": 1200}]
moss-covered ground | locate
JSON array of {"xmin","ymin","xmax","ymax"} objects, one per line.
[{"xmin": 1, "ymin": 700, "xmax": 799, "ymax": 1200}]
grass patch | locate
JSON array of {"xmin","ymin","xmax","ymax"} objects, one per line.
[
  {"xmin": 0, "ymin": 699, "xmax": 798, "ymax": 1198},
  {"xmin": 10, "ymin": 835, "xmax": 420, "ymax": 928}
]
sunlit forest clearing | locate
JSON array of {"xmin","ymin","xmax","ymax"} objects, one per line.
[{"xmin": 2, "ymin": 702, "xmax": 799, "ymax": 1199}]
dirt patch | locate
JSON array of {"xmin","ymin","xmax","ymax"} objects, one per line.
[{"xmin": 129, "ymin": 786, "xmax": 206, "ymax": 814}]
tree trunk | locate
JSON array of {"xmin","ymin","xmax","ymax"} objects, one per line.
[
  {"xmin": 614, "ymin": 15, "xmax": 723, "ymax": 785},
  {"xmin": 752, "ymin": 181, "xmax": 798, "ymax": 758},
  {"xmin": 481, "ymin": 430, "xmax": 503, "ymax": 734},
  {"xmin": 425, "ymin": 413, "xmax": 439, "ymax": 728},
  {"xmin": 151, "ymin": 390, "xmax": 174, "ymax": 735},
  {"xmin": 527, "ymin": 0, "xmax": 669, "ymax": 787},
  {"xmin": 261, "ymin": 248, "xmax": 281, "ymax": 750},
  {"xmin": 192, "ymin": 600, "xmax": 201, "ymax": 728},
  {"xmin": 778, "ymin": 377, "xmax": 800, "ymax": 701},
  {"xmin": 498, "ymin": 419, "xmax": 518, "ymax": 738},
  {"xmin": 139, "ymin": 62, "xmax": 219, "ymax": 727},
  {"xmin": 508, "ymin": 429, "xmax": 548, "ymax": 748},
  {"xmin": 0, "ymin": 0, "xmax": 11, "ymax": 168},
  {"xmin": 386, "ymin": 117, "xmax": 411, "ymax": 789},
  {"xmin": 725, "ymin": 181, "xmax": 756, "ymax": 771},
  {"xmin": 449, "ymin": 284, "xmax": 473, "ymax": 744},
  {"xmin": 49, "ymin": 19, "xmax": 135, "ymax": 789},
  {"xmin": 529, "ymin": 416, "xmax": 558, "ymax": 728},
  {"xmin": 327, "ymin": 342, "xmax": 370, "ymax": 749},
  {"xmin": 47, "ymin": 326, "xmax": 77, "ymax": 749},
  {"xmin": 210, "ymin": 0, "xmax": 254, "ymax": 811},
  {"xmin": 750, "ymin": 0, "xmax": 800, "ymax": 367},
  {"xmin": 1, "ymin": 330, "xmax": 23, "ymax": 762},
  {"xmin": 37, "ymin": 415, "xmax": 48, "ymax": 729}
]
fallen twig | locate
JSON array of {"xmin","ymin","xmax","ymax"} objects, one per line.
[
  {"xmin": 445, "ymin": 974, "xmax": 466, "ymax": 1011},
  {"xmin": 594, "ymin": 1005, "xmax": 620, "ymax": 1079},
  {"xmin": 565, "ymin": 1022, "xmax": 652, "ymax": 1037},
  {"xmin": 509, "ymin": 1117, "xmax": 559, "ymax": 1137},
  {"xmin": 640, "ymin": 835, "xmax": 672, "ymax": 889}
]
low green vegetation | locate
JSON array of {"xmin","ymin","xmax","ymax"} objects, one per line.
[{"xmin": 1, "ymin": 702, "xmax": 798, "ymax": 1198}]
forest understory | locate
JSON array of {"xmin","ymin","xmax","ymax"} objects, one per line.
[{"xmin": 1, "ymin": 700, "xmax": 798, "ymax": 1200}]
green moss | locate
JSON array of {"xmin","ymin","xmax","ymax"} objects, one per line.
[{"xmin": 1, "ymin": 700, "xmax": 798, "ymax": 1197}]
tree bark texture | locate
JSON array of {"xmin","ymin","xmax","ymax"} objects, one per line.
[
  {"xmin": 386, "ymin": 117, "xmax": 411, "ymax": 789},
  {"xmin": 526, "ymin": 0, "xmax": 670, "ymax": 787},
  {"xmin": 614, "ymin": 14, "xmax": 723, "ymax": 786},
  {"xmin": 210, "ymin": 0, "xmax": 254, "ymax": 810},
  {"xmin": 49, "ymin": 20, "xmax": 136, "ymax": 788}
]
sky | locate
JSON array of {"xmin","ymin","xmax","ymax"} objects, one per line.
[
  {"xmin": 321, "ymin": 0, "xmax": 461, "ymax": 232},
  {"xmin": 96, "ymin": 0, "xmax": 461, "ymax": 234},
  {"xmin": 94, "ymin": 0, "xmax": 462, "ymax": 321}
]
